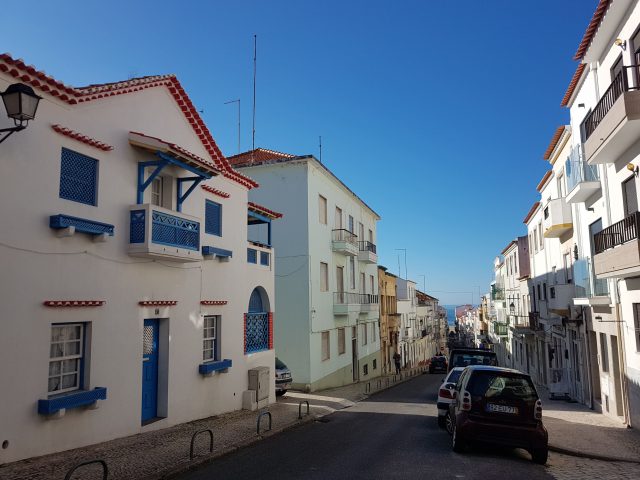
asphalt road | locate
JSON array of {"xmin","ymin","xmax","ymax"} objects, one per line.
[{"xmin": 178, "ymin": 373, "xmax": 553, "ymax": 480}]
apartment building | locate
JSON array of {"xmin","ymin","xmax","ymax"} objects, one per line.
[
  {"xmin": 228, "ymin": 149, "xmax": 381, "ymax": 391},
  {"xmin": 397, "ymin": 278, "xmax": 420, "ymax": 367},
  {"xmin": 379, "ymin": 266, "xmax": 399, "ymax": 373},
  {"xmin": 0, "ymin": 55, "xmax": 278, "ymax": 463}
]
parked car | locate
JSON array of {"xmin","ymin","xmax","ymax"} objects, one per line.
[
  {"xmin": 275, "ymin": 358, "xmax": 292, "ymax": 395},
  {"xmin": 436, "ymin": 367, "xmax": 465, "ymax": 429},
  {"xmin": 429, "ymin": 355, "xmax": 448, "ymax": 373},
  {"xmin": 448, "ymin": 366, "xmax": 548, "ymax": 464},
  {"xmin": 448, "ymin": 348, "xmax": 497, "ymax": 372}
]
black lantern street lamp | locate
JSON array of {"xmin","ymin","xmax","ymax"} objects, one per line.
[
  {"xmin": 0, "ymin": 83, "xmax": 41, "ymax": 144},
  {"xmin": 509, "ymin": 302, "xmax": 515, "ymax": 315}
]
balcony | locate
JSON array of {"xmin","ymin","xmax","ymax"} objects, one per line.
[
  {"xmin": 493, "ymin": 322, "xmax": 508, "ymax": 337},
  {"xmin": 332, "ymin": 229, "xmax": 358, "ymax": 256},
  {"xmin": 565, "ymin": 149, "xmax": 601, "ymax": 204},
  {"xmin": 594, "ymin": 212, "xmax": 640, "ymax": 279},
  {"xmin": 129, "ymin": 204, "xmax": 202, "ymax": 262},
  {"xmin": 360, "ymin": 293, "xmax": 379, "ymax": 313},
  {"xmin": 582, "ymin": 66, "xmax": 640, "ymax": 165},
  {"xmin": 491, "ymin": 285, "xmax": 505, "ymax": 301},
  {"xmin": 548, "ymin": 283, "xmax": 575, "ymax": 313},
  {"xmin": 357, "ymin": 241, "xmax": 378, "ymax": 264},
  {"xmin": 333, "ymin": 292, "xmax": 360, "ymax": 316},
  {"xmin": 511, "ymin": 315, "xmax": 533, "ymax": 334},
  {"xmin": 573, "ymin": 257, "xmax": 610, "ymax": 305},
  {"xmin": 543, "ymin": 198, "xmax": 572, "ymax": 238},
  {"xmin": 247, "ymin": 242, "xmax": 271, "ymax": 267}
]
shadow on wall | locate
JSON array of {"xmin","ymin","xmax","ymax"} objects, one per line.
[{"xmin": 628, "ymin": 370, "xmax": 640, "ymax": 429}]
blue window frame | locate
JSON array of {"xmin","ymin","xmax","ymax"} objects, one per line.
[
  {"xmin": 205, "ymin": 200, "xmax": 222, "ymax": 236},
  {"xmin": 260, "ymin": 251, "xmax": 270, "ymax": 266},
  {"xmin": 247, "ymin": 248, "xmax": 257, "ymax": 264},
  {"xmin": 59, "ymin": 148, "xmax": 98, "ymax": 206}
]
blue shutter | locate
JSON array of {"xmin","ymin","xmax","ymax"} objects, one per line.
[
  {"xmin": 59, "ymin": 148, "xmax": 98, "ymax": 206},
  {"xmin": 205, "ymin": 200, "xmax": 222, "ymax": 236}
]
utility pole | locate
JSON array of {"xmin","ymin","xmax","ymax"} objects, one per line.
[{"xmin": 252, "ymin": 34, "xmax": 257, "ymax": 154}]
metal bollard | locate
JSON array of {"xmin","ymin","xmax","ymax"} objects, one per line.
[
  {"xmin": 64, "ymin": 460, "xmax": 108, "ymax": 480},
  {"xmin": 190, "ymin": 428, "xmax": 214, "ymax": 460},
  {"xmin": 298, "ymin": 400, "xmax": 310, "ymax": 419},
  {"xmin": 257, "ymin": 411, "xmax": 272, "ymax": 435}
]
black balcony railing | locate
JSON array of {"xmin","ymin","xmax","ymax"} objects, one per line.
[
  {"xmin": 358, "ymin": 240, "xmax": 377, "ymax": 254},
  {"xmin": 332, "ymin": 229, "xmax": 357, "ymax": 245},
  {"xmin": 582, "ymin": 65, "xmax": 640, "ymax": 140},
  {"xmin": 529, "ymin": 312, "xmax": 540, "ymax": 331},
  {"xmin": 594, "ymin": 211, "xmax": 640, "ymax": 254}
]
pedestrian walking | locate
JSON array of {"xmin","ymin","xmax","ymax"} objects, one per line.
[{"xmin": 393, "ymin": 351, "xmax": 401, "ymax": 374}]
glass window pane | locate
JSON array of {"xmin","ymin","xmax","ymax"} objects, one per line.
[
  {"xmin": 50, "ymin": 343, "xmax": 64, "ymax": 358},
  {"xmin": 65, "ymin": 340, "xmax": 81, "ymax": 356},
  {"xmin": 49, "ymin": 361, "xmax": 61, "ymax": 376},
  {"xmin": 203, "ymin": 349, "xmax": 213, "ymax": 361},
  {"xmin": 48, "ymin": 377, "xmax": 61, "ymax": 392},
  {"xmin": 71, "ymin": 325, "xmax": 82, "ymax": 340},
  {"xmin": 62, "ymin": 374, "xmax": 77, "ymax": 389},
  {"xmin": 63, "ymin": 359, "xmax": 78, "ymax": 374},
  {"xmin": 204, "ymin": 340, "xmax": 213, "ymax": 350},
  {"xmin": 51, "ymin": 327, "xmax": 64, "ymax": 342}
]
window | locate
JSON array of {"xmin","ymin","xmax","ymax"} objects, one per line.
[
  {"xmin": 543, "ymin": 283, "xmax": 547, "ymax": 300},
  {"xmin": 362, "ymin": 323, "xmax": 368, "ymax": 345},
  {"xmin": 634, "ymin": 304, "xmax": 640, "ymax": 352},
  {"xmin": 59, "ymin": 148, "xmax": 98, "ymax": 206},
  {"xmin": 338, "ymin": 327, "xmax": 346, "ymax": 355},
  {"xmin": 622, "ymin": 175, "xmax": 638, "ymax": 217},
  {"xmin": 373, "ymin": 359, "xmax": 377, "ymax": 370},
  {"xmin": 600, "ymin": 333, "xmax": 609, "ymax": 372},
  {"xmin": 363, "ymin": 364, "xmax": 369, "ymax": 376},
  {"xmin": 247, "ymin": 248, "xmax": 257, "ymax": 263},
  {"xmin": 372, "ymin": 322, "xmax": 376, "ymax": 342},
  {"xmin": 533, "ymin": 230, "xmax": 538, "ymax": 253},
  {"xmin": 151, "ymin": 176, "xmax": 164, "ymax": 207},
  {"xmin": 205, "ymin": 200, "xmax": 222, "ymax": 236},
  {"xmin": 539, "ymin": 222, "xmax": 544, "ymax": 250},
  {"xmin": 360, "ymin": 272, "xmax": 366, "ymax": 293},
  {"xmin": 49, "ymin": 324, "xmax": 84, "ymax": 394},
  {"xmin": 537, "ymin": 284, "xmax": 541, "ymax": 300},
  {"xmin": 350, "ymin": 257, "xmax": 356, "ymax": 289},
  {"xmin": 529, "ymin": 234, "xmax": 533, "ymax": 256},
  {"xmin": 564, "ymin": 253, "xmax": 573, "ymax": 283},
  {"xmin": 514, "ymin": 253, "xmax": 518, "ymax": 274},
  {"xmin": 370, "ymin": 275, "xmax": 375, "ymax": 296},
  {"xmin": 203, "ymin": 316, "xmax": 219, "ymax": 362},
  {"xmin": 320, "ymin": 262, "xmax": 328, "ymax": 292},
  {"xmin": 321, "ymin": 331, "xmax": 330, "ymax": 361},
  {"xmin": 334, "ymin": 206, "xmax": 343, "ymax": 229},
  {"xmin": 369, "ymin": 229, "xmax": 373, "ymax": 243},
  {"xmin": 260, "ymin": 251, "xmax": 270, "ymax": 266},
  {"xmin": 359, "ymin": 222, "xmax": 364, "ymax": 241},
  {"xmin": 318, "ymin": 195, "xmax": 327, "ymax": 224},
  {"xmin": 348, "ymin": 215, "xmax": 354, "ymax": 234}
]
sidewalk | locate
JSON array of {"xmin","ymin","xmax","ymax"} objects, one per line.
[
  {"xmin": 0, "ymin": 368, "xmax": 425, "ymax": 480},
  {"xmin": 538, "ymin": 386, "xmax": 640, "ymax": 464}
]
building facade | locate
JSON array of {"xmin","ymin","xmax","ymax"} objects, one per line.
[{"xmin": 379, "ymin": 266, "xmax": 399, "ymax": 374}]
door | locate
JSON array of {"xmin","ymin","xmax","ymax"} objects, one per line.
[
  {"xmin": 142, "ymin": 319, "xmax": 159, "ymax": 423},
  {"xmin": 352, "ymin": 327, "xmax": 358, "ymax": 382},
  {"xmin": 336, "ymin": 266, "xmax": 344, "ymax": 301},
  {"xmin": 623, "ymin": 176, "xmax": 638, "ymax": 217},
  {"xmin": 334, "ymin": 207, "xmax": 342, "ymax": 229}
]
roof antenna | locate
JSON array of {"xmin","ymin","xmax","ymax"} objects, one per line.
[
  {"xmin": 319, "ymin": 135, "xmax": 322, "ymax": 163},
  {"xmin": 224, "ymin": 99, "xmax": 241, "ymax": 154},
  {"xmin": 251, "ymin": 34, "xmax": 257, "ymax": 164}
]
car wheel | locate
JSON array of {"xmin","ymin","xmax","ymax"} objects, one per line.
[
  {"xmin": 531, "ymin": 448, "xmax": 548, "ymax": 465},
  {"xmin": 445, "ymin": 412, "xmax": 454, "ymax": 435},
  {"xmin": 452, "ymin": 421, "xmax": 466, "ymax": 453},
  {"xmin": 437, "ymin": 415, "xmax": 446, "ymax": 428}
]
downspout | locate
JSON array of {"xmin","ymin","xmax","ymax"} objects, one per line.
[{"xmin": 615, "ymin": 279, "xmax": 631, "ymax": 426}]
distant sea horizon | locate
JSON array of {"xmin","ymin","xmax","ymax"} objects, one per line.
[{"xmin": 443, "ymin": 304, "xmax": 477, "ymax": 326}]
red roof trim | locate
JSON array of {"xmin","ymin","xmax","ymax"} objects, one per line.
[
  {"xmin": 561, "ymin": 63, "xmax": 587, "ymax": 107},
  {"xmin": 501, "ymin": 240, "xmax": 518, "ymax": 255},
  {"xmin": 536, "ymin": 170, "xmax": 553, "ymax": 192},
  {"xmin": 43, "ymin": 300, "xmax": 105, "ymax": 307},
  {"xmin": 248, "ymin": 201, "xmax": 283, "ymax": 219},
  {"xmin": 139, "ymin": 300, "xmax": 177, "ymax": 306},
  {"xmin": 574, "ymin": 0, "xmax": 612, "ymax": 60},
  {"xmin": 543, "ymin": 126, "xmax": 565, "ymax": 160},
  {"xmin": 523, "ymin": 202, "xmax": 541, "ymax": 224},
  {"xmin": 51, "ymin": 124, "xmax": 113, "ymax": 151},
  {"xmin": 0, "ymin": 53, "xmax": 257, "ymax": 190},
  {"xmin": 200, "ymin": 300, "xmax": 228, "ymax": 306},
  {"xmin": 228, "ymin": 148, "xmax": 296, "ymax": 167},
  {"xmin": 201, "ymin": 184, "xmax": 230, "ymax": 198}
]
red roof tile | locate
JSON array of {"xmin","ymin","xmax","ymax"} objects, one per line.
[
  {"xmin": 228, "ymin": 148, "xmax": 296, "ymax": 167},
  {"xmin": 523, "ymin": 202, "xmax": 541, "ymax": 224},
  {"xmin": 574, "ymin": 0, "xmax": 612, "ymax": 60},
  {"xmin": 536, "ymin": 171, "xmax": 553, "ymax": 192},
  {"xmin": 561, "ymin": 63, "xmax": 587, "ymax": 107},
  {"xmin": 51, "ymin": 124, "xmax": 114, "ymax": 151},
  {"xmin": 501, "ymin": 240, "xmax": 517, "ymax": 255},
  {"xmin": 248, "ymin": 201, "xmax": 283, "ymax": 219},
  {"xmin": 201, "ymin": 184, "xmax": 230, "ymax": 199},
  {"xmin": 0, "ymin": 53, "xmax": 257, "ymax": 189},
  {"xmin": 543, "ymin": 126, "xmax": 566, "ymax": 160}
]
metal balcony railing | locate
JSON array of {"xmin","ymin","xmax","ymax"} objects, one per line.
[
  {"xmin": 332, "ymin": 229, "xmax": 357, "ymax": 245},
  {"xmin": 333, "ymin": 292, "xmax": 360, "ymax": 305},
  {"xmin": 594, "ymin": 212, "xmax": 640, "ymax": 254},
  {"xmin": 148, "ymin": 209, "xmax": 200, "ymax": 250},
  {"xmin": 358, "ymin": 241, "xmax": 377, "ymax": 254},
  {"xmin": 359, "ymin": 293, "xmax": 379, "ymax": 305},
  {"xmin": 582, "ymin": 65, "xmax": 640, "ymax": 140}
]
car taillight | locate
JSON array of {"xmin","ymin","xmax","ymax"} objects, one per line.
[
  {"xmin": 439, "ymin": 388, "xmax": 453, "ymax": 399},
  {"xmin": 534, "ymin": 399, "xmax": 543, "ymax": 420},
  {"xmin": 461, "ymin": 392, "xmax": 472, "ymax": 411}
]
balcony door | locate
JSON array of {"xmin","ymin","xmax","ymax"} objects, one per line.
[
  {"xmin": 622, "ymin": 175, "xmax": 638, "ymax": 217},
  {"xmin": 348, "ymin": 215, "xmax": 354, "ymax": 234},
  {"xmin": 336, "ymin": 266, "xmax": 344, "ymax": 300},
  {"xmin": 335, "ymin": 207, "xmax": 343, "ymax": 229}
]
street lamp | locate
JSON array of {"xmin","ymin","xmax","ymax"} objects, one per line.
[
  {"xmin": 509, "ymin": 302, "xmax": 515, "ymax": 315},
  {"xmin": 0, "ymin": 83, "xmax": 41, "ymax": 144}
]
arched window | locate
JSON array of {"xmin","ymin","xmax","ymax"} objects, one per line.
[{"xmin": 249, "ymin": 288, "xmax": 264, "ymax": 313}]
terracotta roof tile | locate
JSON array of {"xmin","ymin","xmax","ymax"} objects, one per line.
[
  {"xmin": 543, "ymin": 126, "xmax": 566, "ymax": 160},
  {"xmin": 501, "ymin": 240, "xmax": 518, "ymax": 255},
  {"xmin": 0, "ymin": 53, "xmax": 257, "ymax": 190},
  {"xmin": 523, "ymin": 201, "xmax": 541, "ymax": 225},
  {"xmin": 228, "ymin": 148, "xmax": 296, "ymax": 167},
  {"xmin": 561, "ymin": 63, "xmax": 587, "ymax": 107},
  {"xmin": 51, "ymin": 124, "xmax": 113, "ymax": 151},
  {"xmin": 248, "ymin": 201, "xmax": 283, "ymax": 219},
  {"xmin": 536, "ymin": 170, "xmax": 553, "ymax": 192},
  {"xmin": 574, "ymin": 0, "xmax": 612, "ymax": 60}
]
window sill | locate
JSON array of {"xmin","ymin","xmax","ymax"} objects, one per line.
[
  {"xmin": 199, "ymin": 359, "xmax": 232, "ymax": 376},
  {"xmin": 50, "ymin": 214, "xmax": 114, "ymax": 239},
  {"xmin": 38, "ymin": 387, "xmax": 107, "ymax": 416}
]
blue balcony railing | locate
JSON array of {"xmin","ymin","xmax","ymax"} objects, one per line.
[
  {"xmin": 574, "ymin": 257, "xmax": 609, "ymax": 298},
  {"xmin": 138, "ymin": 209, "xmax": 200, "ymax": 251}
]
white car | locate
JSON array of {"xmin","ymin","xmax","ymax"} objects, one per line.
[{"xmin": 436, "ymin": 367, "xmax": 465, "ymax": 430}]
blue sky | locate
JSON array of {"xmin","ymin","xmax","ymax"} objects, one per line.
[{"xmin": 4, "ymin": 0, "xmax": 597, "ymax": 305}]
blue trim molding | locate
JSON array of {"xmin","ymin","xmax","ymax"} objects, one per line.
[
  {"xmin": 50, "ymin": 215, "xmax": 115, "ymax": 236},
  {"xmin": 199, "ymin": 359, "xmax": 232, "ymax": 375},
  {"xmin": 202, "ymin": 246, "xmax": 232, "ymax": 257},
  {"xmin": 38, "ymin": 387, "xmax": 107, "ymax": 415}
]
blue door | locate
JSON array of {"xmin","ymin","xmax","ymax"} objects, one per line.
[{"xmin": 141, "ymin": 319, "xmax": 159, "ymax": 423}]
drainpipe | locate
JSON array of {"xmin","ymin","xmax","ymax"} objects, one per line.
[
  {"xmin": 582, "ymin": 306, "xmax": 595, "ymax": 410},
  {"xmin": 615, "ymin": 280, "xmax": 631, "ymax": 426}
]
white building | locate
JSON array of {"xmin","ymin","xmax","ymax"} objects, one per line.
[
  {"xmin": 561, "ymin": 0, "xmax": 640, "ymax": 426},
  {"xmin": 228, "ymin": 149, "xmax": 381, "ymax": 391},
  {"xmin": 0, "ymin": 54, "xmax": 278, "ymax": 463},
  {"xmin": 397, "ymin": 279, "xmax": 423, "ymax": 367}
]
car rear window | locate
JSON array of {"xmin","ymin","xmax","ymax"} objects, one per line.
[
  {"xmin": 450, "ymin": 353, "xmax": 497, "ymax": 368},
  {"xmin": 467, "ymin": 372, "xmax": 537, "ymax": 401},
  {"xmin": 275, "ymin": 358, "xmax": 287, "ymax": 370},
  {"xmin": 446, "ymin": 369, "xmax": 462, "ymax": 384}
]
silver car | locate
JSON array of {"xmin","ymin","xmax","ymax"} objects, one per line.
[{"xmin": 275, "ymin": 357, "xmax": 292, "ymax": 395}]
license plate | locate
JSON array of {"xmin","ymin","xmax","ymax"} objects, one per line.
[{"xmin": 487, "ymin": 404, "xmax": 518, "ymax": 414}]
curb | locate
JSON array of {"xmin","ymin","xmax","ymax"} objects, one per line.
[{"xmin": 548, "ymin": 444, "xmax": 640, "ymax": 464}]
